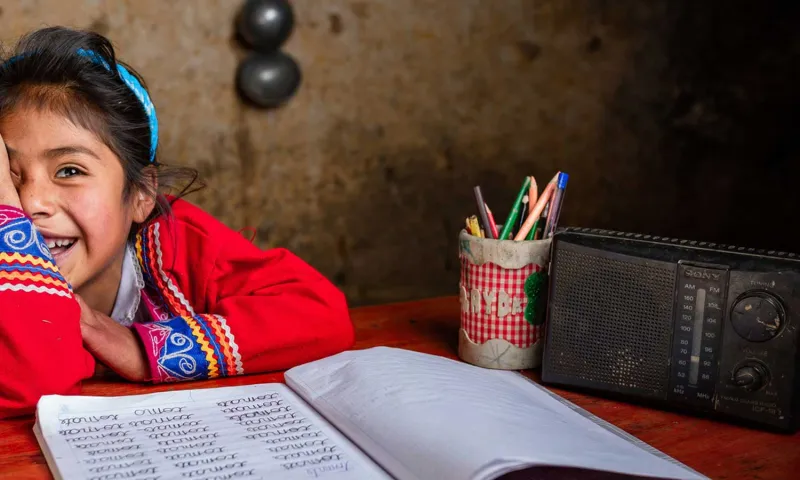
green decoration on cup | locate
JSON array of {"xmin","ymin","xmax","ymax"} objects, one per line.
[{"xmin": 524, "ymin": 270, "xmax": 548, "ymax": 325}]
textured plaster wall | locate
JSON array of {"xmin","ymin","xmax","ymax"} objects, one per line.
[{"xmin": 1, "ymin": 1, "xmax": 797, "ymax": 305}]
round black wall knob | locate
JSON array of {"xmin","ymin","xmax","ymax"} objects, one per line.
[
  {"xmin": 236, "ymin": 51, "xmax": 302, "ymax": 109},
  {"xmin": 237, "ymin": 0, "xmax": 295, "ymax": 53}
]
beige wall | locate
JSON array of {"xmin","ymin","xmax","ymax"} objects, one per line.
[{"xmin": 2, "ymin": 1, "xmax": 797, "ymax": 305}]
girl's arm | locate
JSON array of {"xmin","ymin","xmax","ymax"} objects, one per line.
[
  {"xmin": 131, "ymin": 206, "xmax": 355, "ymax": 383},
  {"xmin": 0, "ymin": 206, "xmax": 96, "ymax": 418}
]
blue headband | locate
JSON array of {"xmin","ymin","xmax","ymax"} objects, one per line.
[
  {"xmin": 76, "ymin": 49, "xmax": 158, "ymax": 163},
  {"xmin": 2, "ymin": 49, "xmax": 159, "ymax": 163}
]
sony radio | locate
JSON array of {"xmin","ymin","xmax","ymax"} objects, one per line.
[{"xmin": 541, "ymin": 227, "xmax": 800, "ymax": 432}]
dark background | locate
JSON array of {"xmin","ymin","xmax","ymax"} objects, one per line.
[{"xmin": 2, "ymin": 0, "xmax": 797, "ymax": 306}]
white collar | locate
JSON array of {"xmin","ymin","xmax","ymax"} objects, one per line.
[{"xmin": 110, "ymin": 243, "xmax": 145, "ymax": 327}]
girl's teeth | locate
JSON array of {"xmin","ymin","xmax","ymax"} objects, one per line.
[{"xmin": 47, "ymin": 239, "xmax": 75, "ymax": 249}]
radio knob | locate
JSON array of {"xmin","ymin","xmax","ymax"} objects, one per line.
[
  {"xmin": 730, "ymin": 292, "xmax": 785, "ymax": 342},
  {"xmin": 732, "ymin": 362, "xmax": 769, "ymax": 391}
]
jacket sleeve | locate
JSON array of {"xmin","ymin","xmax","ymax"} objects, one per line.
[
  {"xmin": 132, "ymin": 214, "xmax": 355, "ymax": 383},
  {"xmin": 0, "ymin": 206, "xmax": 95, "ymax": 418}
]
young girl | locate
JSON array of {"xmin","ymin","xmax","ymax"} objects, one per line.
[{"xmin": 0, "ymin": 27, "xmax": 354, "ymax": 418}]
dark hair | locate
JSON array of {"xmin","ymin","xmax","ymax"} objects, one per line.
[{"xmin": 0, "ymin": 26, "xmax": 202, "ymax": 230}]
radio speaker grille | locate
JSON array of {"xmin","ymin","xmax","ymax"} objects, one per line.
[{"xmin": 544, "ymin": 243, "xmax": 677, "ymax": 398}]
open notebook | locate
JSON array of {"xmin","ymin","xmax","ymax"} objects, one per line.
[{"xmin": 34, "ymin": 347, "xmax": 708, "ymax": 480}]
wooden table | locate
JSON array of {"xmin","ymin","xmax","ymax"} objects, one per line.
[{"xmin": 1, "ymin": 296, "xmax": 797, "ymax": 479}]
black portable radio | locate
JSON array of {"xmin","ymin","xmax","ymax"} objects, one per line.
[{"xmin": 541, "ymin": 227, "xmax": 800, "ymax": 432}]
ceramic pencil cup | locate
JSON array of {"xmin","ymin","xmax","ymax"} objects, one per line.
[{"xmin": 458, "ymin": 230, "xmax": 552, "ymax": 370}]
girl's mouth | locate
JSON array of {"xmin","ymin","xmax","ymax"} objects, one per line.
[{"xmin": 44, "ymin": 237, "xmax": 77, "ymax": 258}]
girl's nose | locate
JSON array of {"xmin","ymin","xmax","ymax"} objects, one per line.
[{"xmin": 18, "ymin": 177, "xmax": 57, "ymax": 220}]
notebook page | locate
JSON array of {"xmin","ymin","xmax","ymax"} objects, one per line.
[
  {"xmin": 285, "ymin": 347, "xmax": 708, "ymax": 480},
  {"xmin": 34, "ymin": 383, "xmax": 391, "ymax": 480}
]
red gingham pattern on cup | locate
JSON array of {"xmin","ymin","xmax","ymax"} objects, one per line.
[{"xmin": 459, "ymin": 255, "xmax": 543, "ymax": 349}]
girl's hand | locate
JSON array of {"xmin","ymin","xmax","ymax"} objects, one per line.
[
  {"xmin": 0, "ymin": 132, "xmax": 22, "ymax": 208},
  {"xmin": 75, "ymin": 294, "xmax": 150, "ymax": 382}
]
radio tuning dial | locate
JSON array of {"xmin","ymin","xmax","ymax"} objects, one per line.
[
  {"xmin": 732, "ymin": 362, "xmax": 769, "ymax": 392},
  {"xmin": 730, "ymin": 292, "xmax": 785, "ymax": 342}
]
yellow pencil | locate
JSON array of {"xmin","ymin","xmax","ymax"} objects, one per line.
[
  {"xmin": 466, "ymin": 216, "xmax": 481, "ymax": 236},
  {"xmin": 470, "ymin": 216, "xmax": 485, "ymax": 237}
]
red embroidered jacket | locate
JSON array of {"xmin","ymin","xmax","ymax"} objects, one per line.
[{"xmin": 0, "ymin": 199, "xmax": 354, "ymax": 418}]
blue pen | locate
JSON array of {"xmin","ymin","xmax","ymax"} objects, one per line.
[{"xmin": 542, "ymin": 172, "xmax": 569, "ymax": 238}]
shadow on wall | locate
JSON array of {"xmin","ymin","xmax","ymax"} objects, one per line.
[
  {"xmin": 320, "ymin": 1, "xmax": 800, "ymax": 306},
  {"xmin": 317, "ymin": 119, "xmax": 519, "ymax": 305},
  {"xmin": 588, "ymin": 1, "xmax": 800, "ymax": 248},
  {"xmin": 1, "ymin": 1, "xmax": 797, "ymax": 308},
  {"xmin": 659, "ymin": 1, "xmax": 800, "ymax": 248}
]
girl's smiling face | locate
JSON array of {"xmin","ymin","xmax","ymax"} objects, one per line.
[{"xmin": 1, "ymin": 106, "xmax": 153, "ymax": 312}]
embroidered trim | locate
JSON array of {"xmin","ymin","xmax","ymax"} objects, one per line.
[
  {"xmin": 0, "ymin": 206, "xmax": 26, "ymax": 226},
  {"xmin": 134, "ymin": 227, "xmax": 172, "ymax": 315},
  {"xmin": 0, "ymin": 261, "xmax": 63, "ymax": 279},
  {"xmin": 135, "ymin": 223, "xmax": 195, "ymax": 317},
  {"xmin": 0, "ymin": 252, "xmax": 72, "ymax": 297},
  {"xmin": 0, "ymin": 252, "xmax": 59, "ymax": 269},
  {"xmin": 0, "ymin": 212, "xmax": 72, "ymax": 298},
  {"xmin": 138, "ymin": 314, "xmax": 244, "ymax": 382},
  {"xmin": 152, "ymin": 224, "xmax": 195, "ymax": 316},
  {"xmin": 141, "ymin": 289, "xmax": 172, "ymax": 322},
  {"xmin": 214, "ymin": 315, "xmax": 245, "ymax": 375},
  {"xmin": 0, "ymin": 217, "xmax": 53, "ymax": 260},
  {"xmin": 0, "ymin": 283, "xmax": 71, "ymax": 297},
  {"xmin": 0, "ymin": 271, "xmax": 70, "ymax": 289},
  {"xmin": 139, "ymin": 321, "xmax": 205, "ymax": 382},
  {"xmin": 186, "ymin": 314, "xmax": 221, "ymax": 378},
  {"xmin": 133, "ymin": 221, "xmax": 245, "ymax": 381},
  {"xmin": 131, "ymin": 243, "xmax": 146, "ymax": 290}
]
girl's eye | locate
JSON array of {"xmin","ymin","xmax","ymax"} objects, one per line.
[{"xmin": 55, "ymin": 167, "xmax": 83, "ymax": 178}]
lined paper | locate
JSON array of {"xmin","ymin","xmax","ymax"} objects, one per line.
[{"xmin": 35, "ymin": 383, "xmax": 390, "ymax": 480}]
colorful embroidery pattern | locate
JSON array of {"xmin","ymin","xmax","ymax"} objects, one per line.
[
  {"xmin": 138, "ymin": 321, "xmax": 204, "ymax": 382},
  {"xmin": 134, "ymin": 222, "xmax": 244, "ymax": 381},
  {"xmin": 138, "ymin": 314, "xmax": 245, "ymax": 382},
  {"xmin": 0, "ymin": 208, "xmax": 70, "ymax": 298},
  {"xmin": 214, "ymin": 314, "xmax": 245, "ymax": 376},
  {"xmin": 0, "ymin": 207, "xmax": 25, "ymax": 226},
  {"xmin": 135, "ymin": 223, "xmax": 194, "ymax": 318}
]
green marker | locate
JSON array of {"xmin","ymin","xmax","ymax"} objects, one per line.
[
  {"xmin": 499, "ymin": 176, "xmax": 531, "ymax": 240},
  {"xmin": 526, "ymin": 203, "xmax": 549, "ymax": 240},
  {"xmin": 526, "ymin": 219, "xmax": 539, "ymax": 240}
]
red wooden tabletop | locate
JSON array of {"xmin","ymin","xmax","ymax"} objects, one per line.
[{"xmin": 0, "ymin": 296, "xmax": 797, "ymax": 479}]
